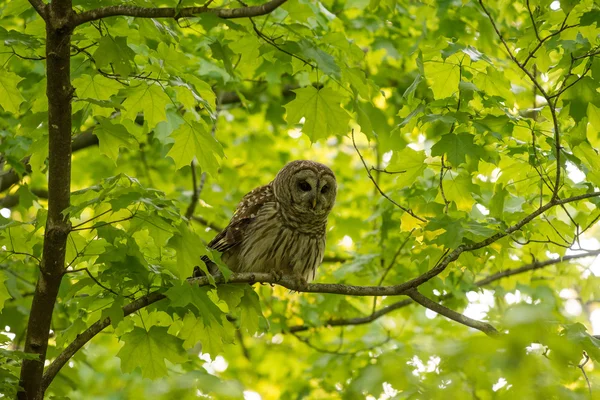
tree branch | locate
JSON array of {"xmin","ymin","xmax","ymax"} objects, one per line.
[
  {"xmin": 27, "ymin": 0, "xmax": 48, "ymax": 20},
  {"xmin": 290, "ymin": 251, "xmax": 600, "ymax": 333},
  {"xmin": 71, "ymin": 0, "xmax": 288, "ymax": 27},
  {"xmin": 406, "ymin": 288, "xmax": 499, "ymax": 336},
  {"xmin": 44, "ymin": 241, "xmax": 600, "ymax": 387}
]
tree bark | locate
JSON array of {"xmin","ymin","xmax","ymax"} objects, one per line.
[{"xmin": 18, "ymin": 0, "xmax": 73, "ymax": 398}]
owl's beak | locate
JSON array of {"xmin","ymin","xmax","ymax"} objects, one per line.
[{"xmin": 311, "ymin": 196, "xmax": 317, "ymax": 209}]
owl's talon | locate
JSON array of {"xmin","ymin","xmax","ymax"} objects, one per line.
[
  {"xmin": 269, "ymin": 270, "xmax": 284, "ymax": 283},
  {"xmin": 292, "ymin": 274, "xmax": 308, "ymax": 291}
]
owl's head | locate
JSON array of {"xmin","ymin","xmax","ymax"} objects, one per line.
[{"xmin": 273, "ymin": 160, "xmax": 337, "ymax": 216}]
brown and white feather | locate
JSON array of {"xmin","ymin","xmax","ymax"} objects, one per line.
[{"xmin": 202, "ymin": 160, "xmax": 336, "ymax": 282}]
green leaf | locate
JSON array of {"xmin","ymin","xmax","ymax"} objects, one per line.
[
  {"xmin": 167, "ymin": 224, "xmax": 209, "ymax": 280},
  {"xmin": 101, "ymin": 297, "xmax": 124, "ymax": 329},
  {"xmin": 93, "ymin": 36, "xmax": 136, "ymax": 77},
  {"xmin": 166, "ymin": 115, "xmax": 223, "ymax": 176},
  {"xmin": 299, "ymin": 39, "xmax": 340, "ymax": 78},
  {"xmin": 284, "ymin": 87, "xmax": 350, "ymax": 141},
  {"xmin": 388, "ymin": 147, "xmax": 426, "ymax": 188},
  {"xmin": 117, "ymin": 326, "xmax": 186, "ymax": 379},
  {"xmin": 588, "ymin": 103, "xmax": 600, "ymax": 131},
  {"xmin": 431, "ymin": 132, "xmax": 485, "ymax": 166},
  {"xmin": 121, "ymin": 83, "xmax": 172, "ymax": 129},
  {"xmin": 423, "ymin": 59, "xmax": 460, "ymax": 99},
  {"xmin": 93, "ymin": 117, "xmax": 136, "ymax": 162},
  {"xmin": 0, "ymin": 70, "xmax": 25, "ymax": 114},
  {"xmin": 73, "ymin": 74, "xmax": 122, "ymax": 102},
  {"xmin": 239, "ymin": 286, "xmax": 264, "ymax": 335},
  {"xmin": 165, "ymin": 283, "xmax": 223, "ymax": 326}
]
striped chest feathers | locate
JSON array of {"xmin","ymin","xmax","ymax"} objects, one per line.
[{"xmin": 223, "ymin": 203, "xmax": 327, "ymax": 281}]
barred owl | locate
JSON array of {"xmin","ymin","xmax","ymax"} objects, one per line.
[{"xmin": 195, "ymin": 160, "xmax": 337, "ymax": 282}]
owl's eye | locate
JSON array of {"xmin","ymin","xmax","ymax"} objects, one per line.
[
  {"xmin": 321, "ymin": 184, "xmax": 329, "ymax": 194},
  {"xmin": 298, "ymin": 181, "xmax": 312, "ymax": 192}
]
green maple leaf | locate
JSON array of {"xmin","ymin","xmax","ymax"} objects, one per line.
[
  {"xmin": 423, "ymin": 59, "xmax": 460, "ymax": 99},
  {"xmin": 101, "ymin": 297, "xmax": 124, "ymax": 329},
  {"xmin": 217, "ymin": 284, "xmax": 245, "ymax": 311},
  {"xmin": 167, "ymin": 224, "xmax": 209, "ymax": 280},
  {"xmin": 177, "ymin": 312, "xmax": 234, "ymax": 355},
  {"xmin": 93, "ymin": 36, "xmax": 136, "ymax": 77},
  {"xmin": 166, "ymin": 115, "xmax": 224, "ymax": 176},
  {"xmin": 284, "ymin": 87, "xmax": 350, "ymax": 141},
  {"xmin": 299, "ymin": 39, "xmax": 340, "ymax": 78},
  {"xmin": 0, "ymin": 70, "xmax": 25, "ymax": 114},
  {"xmin": 431, "ymin": 132, "xmax": 485, "ymax": 166},
  {"xmin": 388, "ymin": 147, "xmax": 426, "ymax": 188},
  {"xmin": 166, "ymin": 282, "xmax": 223, "ymax": 325},
  {"xmin": 94, "ymin": 117, "xmax": 136, "ymax": 162},
  {"xmin": 117, "ymin": 326, "xmax": 186, "ymax": 379},
  {"xmin": 73, "ymin": 74, "xmax": 121, "ymax": 102},
  {"xmin": 425, "ymin": 215, "xmax": 465, "ymax": 248},
  {"xmin": 239, "ymin": 286, "xmax": 264, "ymax": 335},
  {"xmin": 121, "ymin": 83, "xmax": 171, "ymax": 129},
  {"xmin": 588, "ymin": 103, "xmax": 600, "ymax": 131}
]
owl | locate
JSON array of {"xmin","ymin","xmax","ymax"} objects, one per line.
[{"xmin": 194, "ymin": 160, "xmax": 337, "ymax": 282}]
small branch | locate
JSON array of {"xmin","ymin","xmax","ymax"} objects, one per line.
[
  {"xmin": 185, "ymin": 161, "xmax": 200, "ymax": 220},
  {"xmin": 372, "ymin": 230, "xmax": 414, "ymax": 312},
  {"xmin": 370, "ymin": 167, "xmax": 406, "ymax": 175},
  {"xmin": 526, "ymin": 0, "xmax": 540, "ymax": 41},
  {"xmin": 578, "ymin": 352, "xmax": 592, "ymax": 399},
  {"xmin": 289, "ymin": 299, "xmax": 413, "ymax": 333},
  {"xmin": 478, "ymin": 0, "xmax": 562, "ymax": 200},
  {"xmin": 292, "ymin": 330, "xmax": 391, "ymax": 356},
  {"xmin": 351, "ymin": 130, "xmax": 426, "ymax": 223},
  {"xmin": 548, "ymin": 59, "xmax": 594, "ymax": 100},
  {"xmin": 71, "ymin": 0, "xmax": 288, "ymax": 27},
  {"xmin": 70, "ymin": 214, "xmax": 135, "ymax": 231},
  {"xmin": 63, "ymin": 267, "xmax": 123, "ymax": 298},
  {"xmin": 406, "ymin": 288, "xmax": 499, "ymax": 336},
  {"xmin": 439, "ymin": 155, "xmax": 450, "ymax": 214},
  {"xmin": 248, "ymin": 17, "xmax": 315, "ymax": 68},
  {"xmin": 191, "ymin": 215, "xmax": 225, "ymax": 232},
  {"xmin": 476, "ymin": 250, "xmax": 600, "ymax": 286},
  {"xmin": 27, "ymin": 0, "xmax": 47, "ymax": 20}
]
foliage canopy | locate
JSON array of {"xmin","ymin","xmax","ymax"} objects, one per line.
[{"xmin": 1, "ymin": 0, "xmax": 600, "ymax": 398}]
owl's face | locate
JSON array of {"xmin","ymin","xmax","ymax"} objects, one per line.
[{"xmin": 274, "ymin": 160, "xmax": 337, "ymax": 216}]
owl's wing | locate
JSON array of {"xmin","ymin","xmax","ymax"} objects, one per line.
[{"xmin": 207, "ymin": 183, "xmax": 275, "ymax": 252}]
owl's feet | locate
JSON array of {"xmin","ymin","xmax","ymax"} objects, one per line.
[
  {"xmin": 268, "ymin": 270, "xmax": 284, "ymax": 286},
  {"xmin": 290, "ymin": 273, "xmax": 308, "ymax": 291}
]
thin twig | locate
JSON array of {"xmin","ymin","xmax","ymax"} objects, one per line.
[
  {"xmin": 440, "ymin": 155, "xmax": 450, "ymax": 214},
  {"xmin": 578, "ymin": 352, "xmax": 592, "ymax": 399},
  {"xmin": 63, "ymin": 267, "xmax": 123, "ymax": 298},
  {"xmin": 526, "ymin": 0, "xmax": 540, "ymax": 41},
  {"xmin": 372, "ymin": 230, "xmax": 414, "ymax": 312},
  {"xmin": 351, "ymin": 130, "xmax": 426, "ymax": 223}
]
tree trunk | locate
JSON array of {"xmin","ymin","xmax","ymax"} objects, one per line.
[{"xmin": 18, "ymin": 1, "xmax": 73, "ymax": 398}]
